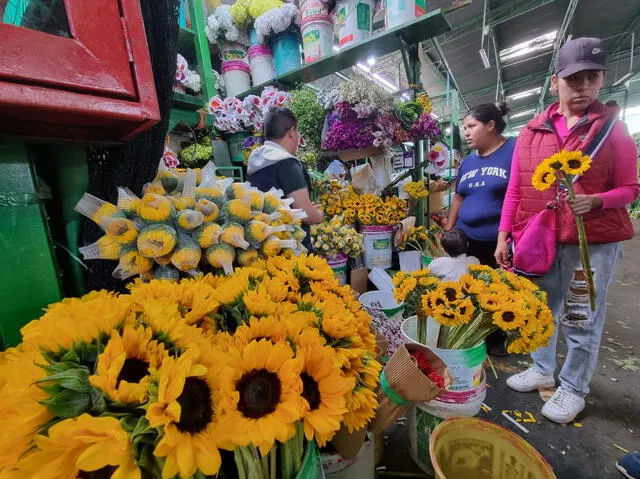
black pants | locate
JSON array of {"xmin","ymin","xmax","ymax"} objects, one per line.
[{"xmin": 467, "ymin": 238, "xmax": 498, "ymax": 268}]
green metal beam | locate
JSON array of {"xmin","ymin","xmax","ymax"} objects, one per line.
[
  {"xmin": 435, "ymin": 0, "xmax": 555, "ymax": 46},
  {"xmin": 608, "ymin": 10, "xmax": 640, "ymax": 54}
]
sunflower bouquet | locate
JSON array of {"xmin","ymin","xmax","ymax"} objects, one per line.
[
  {"xmin": 342, "ymin": 191, "xmax": 407, "ymax": 226},
  {"xmin": 393, "ymin": 269, "xmax": 441, "ymax": 343},
  {"xmin": 399, "ymin": 224, "xmax": 445, "ymax": 258},
  {"xmin": 0, "ymin": 255, "xmax": 381, "ymax": 479},
  {"xmin": 532, "ymin": 149, "xmax": 595, "ymax": 309},
  {"xmin": 402, "ymin": 180, "xmax": 429, "ymax": 216},
  {"xmin": 76, "ymin": 162, "xmax": 308, "ymax": 281},
  {"xmin": 317, "ymin": 180, "xmax": 351, "ymax": 219},
  {"xmin": 311, "ymin": 216, "xmax": 364, "ymax": 258}
]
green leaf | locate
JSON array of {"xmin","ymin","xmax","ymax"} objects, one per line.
[
  {"xmin": 41, "ymin": 389, "xmax": 91, "ymax": 418},
  {"xmin": 36, "ymin": 367, "xmax": 91, "ymax": 393},
  {"xmin": 89, "ymin": 387, "xmax": 106, "ymax": 414}
]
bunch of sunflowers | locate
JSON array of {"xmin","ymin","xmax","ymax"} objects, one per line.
[
  {"xmin": 0, "ymin": 255, "xmax": 380, "ymax": 479},
  {"xmin": 399, "ymin": 225, "xmax": 445, "ymax": 258},
  {"xmin": 342, "ymin": 192, "xmax": 407, "ymax": 226},
  {"xmin": 394, "ymin": 265, "xmax": 554, "ymax": 352},
  {"xmin": 311, "ymin": 216, "xmax": 364, "ymax": 258},
  {"xmin": 402, "ymin": 181, "xmax": 429, "ymax": 199},
  {"xmin": 76, "ymin": 162, "xmax": 308, "ymax": 281},
  {"xmin": 317, "ymin": 181, "xmax": 351, "ymax": 219}
]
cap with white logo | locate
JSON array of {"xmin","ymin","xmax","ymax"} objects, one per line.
[{"xmin": 555, "ymin": 37, "xmax": 608, "ymax": 78}]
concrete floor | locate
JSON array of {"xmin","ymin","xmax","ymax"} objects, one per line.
[{"xmin": 377, "ymin": 220, "xmax": 640, "ymax": 479}]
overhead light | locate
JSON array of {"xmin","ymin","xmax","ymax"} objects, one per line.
[
  {"xmin": 367, "ymin": 57, "xmax": 376, "ymax": 66},
  {"xmin": 372, "ymin": 72, "xmax": 398, "ymax": 92},
  {"xmin": 479, "ymin": 48, "xmax": 491, "ymax": 69},
  {"xmin": 354, "ymin": 64, "xmax": 397, "ymax": 93},
  {"xmin": 431, "ymin": 113, "xmax": 439, "ymax": 119},
  {"xmin": 356, "ymin": 63, "xmax": 371, "ymax": 73},
  {"xmin": 402, "ymin": 93, "xmax": 411, "ymax": 100},
  {"xmin": 510, "ymin": 108, "xmax": 536, "ymax": 119},
  {"xmin": 333, "ymin": 45, "xmax": 340, "ymax": 52},
  {"xmin": 445, "ymin": 127, "xmax": 452, "ymax": 135},
  {"xmin": 506, "ymin": 87, "xmax": 542, "ymax": 101},
  {"xmin": 613, "ymin": 72, "xmax": 633, "ymax": 86},
  {"xmin": 499, "ymin": 30, "xmax": 557, "ymax": 62}
]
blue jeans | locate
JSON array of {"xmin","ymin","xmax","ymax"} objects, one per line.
[{"xmin": 531, "ymin": 242, "xmax": 623, "ymax": 397}]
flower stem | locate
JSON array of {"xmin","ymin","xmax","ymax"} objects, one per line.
[
  {"xmin": 563, "ymin": 177, "xmax": 596, "ymax": 311},
  {"xmin": 417, "ymin": 308, "xmax": 427, "ymax": 345},
  {"xmin": 241, "ymin": 446, "xmax": 261, "ymax": 479},
  {"xmin": 270, "ymin": 448, "xmax": 277, "ymax": 479},
  {"xmin": 235, "ymin": 448, "xmax": 248, "ymax": 479}
]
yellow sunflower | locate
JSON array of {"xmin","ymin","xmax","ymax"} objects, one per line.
[
  {"xmin": 459, "ymin": 274, "xmax": 486, "ymax": 295},
  {"xmin": 136, "ymin": 300, "xmax": 205, "ymax": 353},
  {"xmin": 492, "ymin": 303, "xmax": 526, "ymax": 331},
  {"xmin": 218, "ymin": 340, "xmax": 306, "ymax": 455},
  {"xmin": 89, "ymin": 325, "xmax": 168, "ymax": 404},
  {"xmin": 477, "ymin": 292, "xmax": 502, "ymax": 312},
  {"xmin": 242, "ymin": 287, "xmax": 278, "ymax": 317},
  {"xmin": 561, "ymin": 150, "xmax": 592, "ymax": 175},
  {"xmin": 15, "ymin": 414, "xmax": 140, "ymax": 479},
  {"xmin": 233, "ymin": 316, "xmax": 289, "ymax": 348},
  {"xmin": 146, "ymin": 348, "xmax": 224, "ymax": 479},
  {"xmin": 532, "ymin": 164, "xmax": 557, "ymax": 191},
  {"xmin": 0, "ymin": 348, "xmax": 52, "ymax": 473},
  {"xmin": 296, "ymin": 332, "xmax": 353, "ymax": 446},
  {"xmin": 435, "ymin": 282, "xmax": 464, "ymax": 304}
]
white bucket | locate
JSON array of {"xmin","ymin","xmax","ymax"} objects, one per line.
[
  {"xmin": 248, "ymin": 44, "xmax": 275, "ymax": 85},
  {"xmin": 407, "ymin": 384, "xmax": 486, "ymax": 475},
  {"xmin": 300, "ymin": 0, "xmax": 330, "ymax": 22},
  {"xmin": 325, "ymin": 254, "xmax": 348, "ymax": 286},
  {"xmin": 301, "ymin": 18, "xmax": 334, "ymax": 63},
  {"xmin": 221, "ymin": 61, "xmax": 251, "ymax": 98},
  {"xmin": 220, "ymin": 42, "xmax": 248, "ymax": 63},
  {"xmin": 322, "ymin": 433, "xmax": 375, "ymax": 478},
  {"xmin": 335, "ymin": 0, "xmax": 373, "ymax": 48},
  {"xmin": 361, "ymin": 225, "xmax": 393, "ymax": 269},
  {"xmin": 359, "ymin": 291, "xmax": 404, "ymax": 320},
  {"xmin": 384, "ymin": 0, "xmax": 426, "ymax": 30},
  {"xmin": 401, "ymin": 316, "xmax": 487, "ymax": 394}
]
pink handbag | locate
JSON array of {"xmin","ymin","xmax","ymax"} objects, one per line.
[{"xmin": 510, "ymin": 206, "xmax": 557, "ymax": 276}]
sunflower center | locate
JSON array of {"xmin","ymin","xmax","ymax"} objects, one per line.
[
  {"xmin": 542, "ymin": 172, "xmax": 552, "ymax": 183},
  {"xmin": 502, "ymin": 312, "xmax": 516, "ymax": 323},
  {"xmin": 176, "ymin": 377, "xmax": 213, "ymax": 433},
  {"xmin": 116, "ymin": 358, "xmax": 150, "ymax": 386},
  {"xmin": 78, "ymin": 466, "xmax": 117, "ymax": 479},
  {"xmin": 567, "ymin": 159, "xmax": 581, "ymax": 169},
  {"xmin": 236, "ymin": 368, "xmax": 281, "ymax": 418},
  {"xmin": 301, "ymin": 372, "xmax": 321, "ymax": 410},
  {"xmin": 443, "ymin": 288, "xmax": 457, "ymax": 302}
]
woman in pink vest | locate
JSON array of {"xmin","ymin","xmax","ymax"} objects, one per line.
[{"xmin": 496, "ymin": 37, "xmax": 639, "ymax": 424}]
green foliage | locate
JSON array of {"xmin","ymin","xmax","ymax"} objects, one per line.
[
  {"xmin": 290, "ymin": 86, "xmax": 325, "ymax": 153},
  {"xmin": 179, "ymin": 143, "xmax": 213, "ymax": 168},
  {"xmin": 394, "ymin": 100, "xmax": 424, "ymax": 130}
]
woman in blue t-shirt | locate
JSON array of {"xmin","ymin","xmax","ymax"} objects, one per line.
[{"xmin": 446, "ymin": 102, "xmax": 515, "ymax": 266}]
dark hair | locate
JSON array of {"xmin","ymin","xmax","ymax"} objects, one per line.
[
  {"xmin": 264, "ymin": 107, "xmax": 298, "ymax": 141},
  {"xmin": 465, "ymin": 102, "xmax": 509, "ymax": 134},
  {"xmin": 441, "ymin": 228, "xmax": 468, "ymax": 257}
]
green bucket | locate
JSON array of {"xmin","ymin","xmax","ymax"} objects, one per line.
[
  {"xmin": 421, "ymin": 255, "xmax": 433, "ymax": 267},
  {"xmin": 359, "ymin": 291, "xmax": 404, "ymax": 319},
  {"xmin": 225, "ymin": 131, "xmax": 250, "ymax": 164},
  {"xmin": 296, "ymin": 441, "xmax": 324, "ymax": 478}
]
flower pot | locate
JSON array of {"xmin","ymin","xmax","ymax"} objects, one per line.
[
  {"xmin": 360, "ymin": 225, "xmax": 393, "ymax": 269},
  {"xmin": 270, "ymin": 29, "xmax": 303, "ymax": 76},
  {"xmin": 324, "ymin": 254, "xmax": 348, "ymax": 285},
  {"xmin": 225, "ymin": 131, "xmax": 250, "ymax": 164},
  {"xmin": 359, "ymin": 291, "xmax": 404, "ymax": 320},
  {"xmin": 321, "ymin": 432, "xmax": 374, "ymax": 478}
]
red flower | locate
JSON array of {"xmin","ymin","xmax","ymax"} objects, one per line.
[{"xmin": 409, "ymin": 350, "xmax": 445, "ymax": 388}]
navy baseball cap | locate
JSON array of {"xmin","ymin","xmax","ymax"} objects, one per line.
[{"xmin": 555, "ymin": 37, "xmax": 609, "ymax": 78}]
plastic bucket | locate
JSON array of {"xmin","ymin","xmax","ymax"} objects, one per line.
[
  {"xmin": 220, "ymin": 42, "xmax": 248, "ymax": 62},
  {"xmin": 225, "ymin": 131, "xmax": 250, "ymax": 164},
  {"xmin": 361, "ymin": 225, "xmax": 393, "ymax": 269},
  {"xmin": 248, "ymin": 44, "xmax": 275, "ymax": 85},
  {"xmin": 321, "ymin": 433, "xmax": 374, "ymax": 478},
  {"xmin": 430, "ymin": 418, "xmax": 557, "ymax": 479},
  {"xmin": 325, "ymin": 254, "xmax": 348, "ymax": 285},
  {"xmin": 301, "ymin": 0, "xmax": 331, "ymax": 22},
  {"xmin": 401, "ymin": 316, "xmax": 486, "ymax": 393},
  {"xmin": 384, "ymin": 0, "xmax": 426, "ymax": 30},
  {"xmin": 407, "ymin": 387, "xmax": 486, "ymax": 476},
  {"xmin": 296, "ymin": 441, "xmax": 324, "ymax": 478},
  {"xmin": 359, "ymin": 291, "xmax": 404, "ymax": 320},
  {"xmin": 301, "ymin": 18, "xmax": 334, "ymax": 63},
  {"xmin": 422, "ymin": 254, "xmax": 433, "ymax": 268},
  {"xmin": 249, "ymin": 28, "xmax": 260, "ymax": 46},
  {"xmin": 221, "ymin": 60, "xmax": 251, "ymax": 98},
  {"xmin": 270, "ymin": 31, "xmax": 303, "ymax": 76},
  {"xmin": 335, "ymin": 0, "xmax": 373, "ymax": 48}
]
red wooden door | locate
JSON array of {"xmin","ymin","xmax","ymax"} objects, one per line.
[{"xmin": 0, "ymin": 0, "xmax": 160, "ymax": 142}]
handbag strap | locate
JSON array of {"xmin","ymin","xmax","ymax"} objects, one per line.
[{"xmin": 570, "ymin": 114, "xmax": 618, "ymax": 184}]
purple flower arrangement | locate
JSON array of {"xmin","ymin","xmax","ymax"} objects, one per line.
[{"xmin": 410, "ymin": 114, "xmax": 440, "ymax": 140}]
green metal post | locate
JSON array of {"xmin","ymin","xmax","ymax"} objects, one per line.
[
  {"xmin": 416, "ymin": 139, "xmax": 425, "ymax": 227},
  {"xmin": 189, "ymin": 0, "xmax": 217, "ymax": 101},
  {"xmin": 0, "ymin": 141, "xmax": 62, "ymax": 347}
]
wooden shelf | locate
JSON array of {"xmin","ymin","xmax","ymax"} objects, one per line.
[
  {"xmin": 236, "ymin": 9, "xmax": 451, "ymax": 98},
  {"xmin": 172, "ymin": 90, "xmax": 205, "ymax": 109}
]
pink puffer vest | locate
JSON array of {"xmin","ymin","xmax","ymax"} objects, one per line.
[{"xmin": 515, "ymin": 101, "xmax": 634, "ymax": 244}]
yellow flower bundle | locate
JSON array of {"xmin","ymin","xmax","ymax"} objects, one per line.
[
  {"xmin": 76, "ymin": 163, "xmax": 309, "ymax": 281},
  {"xmin": 399, "ymin": 225, "xmax": 446, "ymax": 257},
  {"xmin": 311, "ymin": 216, "xmax": 364, "ymax": 258},
  {"xmin": 0, "ymin": 255, "xmax": 380, "ymax": 479},
  {"xmin": 394, "ymin": 265, "xmax": 554, "ymax": 352},
  {"xmin": 339, "ymin": 191, "xmax": 407, "ymax": 226},
  {"xmin": 402, "ymin": 181, "xmax": 429, "ymax": 199}
]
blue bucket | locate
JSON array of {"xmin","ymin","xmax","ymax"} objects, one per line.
[
  {"xmin": 270, "ymin": 30, "xmax": 303, "ymax": 76},
  {"xmin": 249, "ymin": 28, "xmax": 260, "ymax": 46}
]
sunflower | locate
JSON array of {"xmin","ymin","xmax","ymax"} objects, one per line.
[
  {"xmin": 435, "ymin": 282, "xmax": 464, "ymax": 304},
  {"xmin": 218, "ymin": 340, "xmax": 306, "ymax": 455},
  {"xmin": 560, "ymin": 150, "xmax": 591, "ymax": 175},
  {"xmin": 242, "ymin": 287, "xmax": 278, "ymax": 317},
  {"xmin": 477, "ymin": 292, "xmax": 502, "ymax": 312},
  {"xmin": 532, "ymin": 164, "xmax": 557, "ymax": 191},
  {"xmin": 233, "ymin": 316, "xmax": 289, "ymax": 348},
  {"xmin": 15, "ymin": 414, "xmax": 140, "ymax": 479},
  {"xmin": 19, "ymin": 291, "xmax": 131, "ymax": 353},
  {"xmin": 0, "ymin": 349, "xmax": 52, "ymax": 473},
  {"xmin": 492, "ymin": 303, "xmax": 526, "ymax": 331},
  {"xmin": 136, "ymin": 300, "xmax": 205, "ymax": 353},
  {"xmin": 543, "ymin": 152, "xmax": 565, "ymax": 170},
  {"xmin": 89, "ymin": 326, "xmax": 168, "ymax": 404},
  {"xmin": 146, "ymin": 348, "xmax": 224, "ymax": 479},
  {"xmin": 295, "ymin": 331, "xmax": 352, "ymax": 446},
  {"xmin": 459, "ymin": 274, "xmax": 486, "ymax": 295},
  {"xmin": 294, "ymin": 255, "xmax": 336, "ymax": 283}
]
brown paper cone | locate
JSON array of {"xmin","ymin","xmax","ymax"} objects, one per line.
[
  {"xmin": 375, "ymin": 333, "xmax": 389, "ymax": 360},
  {"xmin": 368, "ymin": 343, "xmax": 451, "ymax": 435},
  {"xmin": 330, "ymin": 424, "xmax": 367, "ymax": 460}
]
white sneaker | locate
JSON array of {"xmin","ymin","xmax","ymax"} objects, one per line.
[
  {"xmin": 541, "ymin": 386, "xmax": 585, "ymax": 424},
  {"xmin": 506, "ymin": 368, "xmax": 555, "ymax": 392}
]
